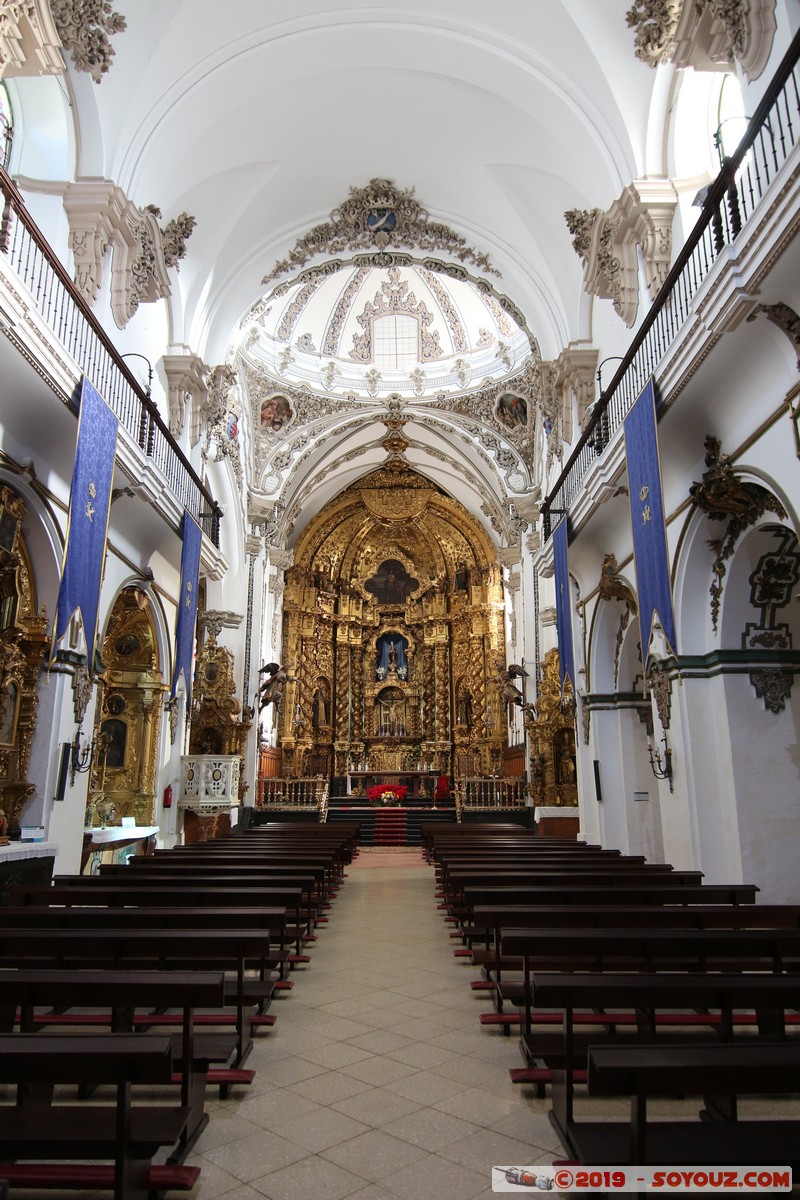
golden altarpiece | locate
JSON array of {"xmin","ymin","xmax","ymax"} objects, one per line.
[
  {"xmin": 88, "ymin": 587, "xmax": 166, "ymax": 828},
  {"xmin": 0, "ymin": 487, "xmax": 49, "ymax": 835},
  {"xmin": 273, "ymin": 463, "xmax": 509, "ymax": 786},
  {"xmin": 524, "ymin": 647, "xmax": 578, "ymax": 808},
  {"xmin": 184, "ymin": 614, "xmax": 252, "ymax": 841}
]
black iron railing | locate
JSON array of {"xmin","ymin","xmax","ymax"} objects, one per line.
[
  {"xmin": 0, "ymin": 166, "xmax": 221, "ymax": 547},
  {"xmin": 542, "ymin": 29, "xmax": 800, "ymax": 540}
]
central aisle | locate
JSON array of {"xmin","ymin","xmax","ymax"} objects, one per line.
[{"xmin": 191, "ymin": 847, "xmax": 562, "ymax": 1199}]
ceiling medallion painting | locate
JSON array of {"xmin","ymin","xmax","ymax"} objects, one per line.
[{"xmin": 261, "ymin": 179, "xmax": 499, "ymax": 285}]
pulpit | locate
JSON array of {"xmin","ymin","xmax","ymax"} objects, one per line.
[{"xmin": 179, "ymin": 755, "xmax": 240, "ymax": 842}]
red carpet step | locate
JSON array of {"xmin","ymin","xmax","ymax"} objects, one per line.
[{"xmin": 373, "ymin": 807, "xmax": 408, "ymax": 846}]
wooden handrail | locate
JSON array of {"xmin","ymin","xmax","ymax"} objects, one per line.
[
  {"xmin": 542, "ymin": 27, "xmax": 800, "ymax": 537},
  {"xmin": 0, "ymin": 165, "xmax": 222, "ymax": 544}
]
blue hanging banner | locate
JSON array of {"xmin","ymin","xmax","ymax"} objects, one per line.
[
  {"xmin": 170, "ymin": 511, "xmax": 203, "ymax": 704},
  {"xmin": 623, "ymin": 377, "xmax": 678, "ymax": 659},
  {"xmin": 51, "ymin": 376, "xmax": 118, "ymax": 673},
  {"xmin": 553, "ymin": 515, "xmax": 576, "ymax": 694}
]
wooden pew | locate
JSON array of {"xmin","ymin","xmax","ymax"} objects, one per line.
[
  {"xmin": 0, "ymin": 1033, "xmax": 194, "ymax": 1200},
  {"xmin": 94, "ymin": 864, "xmax": 322, "ymax": 926},
  {"xmin": 471, "ymin": 902, "xmax": 800, "ymax": 996},
  {"xmin": 586, "ymin": 1042, "xmax": 800, "ymax": 1170},
  {"xmin": 0, "ymin": 968, "xmax": 224, "ymax": 1159},
  {"xmin": 441, "ymin": 865, "xmax": 697, "ymax": 913},
  {"xmin": 0, "ymin": 902, "xmax": 290, "ymax": 1001},
  {"xmin": 0, "ymin": 927, "xmax": 274, "ymax": 1065},
  {"xmin": 460, "ymin": 883, "xmax": 758, "ymax": 916},
  {"xmin": 528, "ymin": 971, "xmax": 800, "ymax": 1153},
  {"xmin": 500, "ymin": 926, "xmax": 800, "ymax": 1037},
  {"xmin": 142, "ymin": 852, "xmax": 335, "ymax": 901},
  {"xmin": 11, "ymin": 883, "xmax": 308, "ymax": 956}
]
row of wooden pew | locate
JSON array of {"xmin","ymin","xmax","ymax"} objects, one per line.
[
  {"xmin": 425, "ymin": 823, "xmax": 800, "ymax": 1182},
  {"xmin": 0, "ymin": 820, "xmax": 360, "ymax": 1200}
]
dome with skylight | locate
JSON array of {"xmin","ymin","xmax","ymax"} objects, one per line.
[{"xmin": 237, "ymin": 262, "xmax": 533, "ymax": 401}]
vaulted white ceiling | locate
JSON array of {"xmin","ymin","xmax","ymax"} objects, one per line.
[{"xmin": 67, "ymin": 0, "xmax": 662, "ymax": 366}]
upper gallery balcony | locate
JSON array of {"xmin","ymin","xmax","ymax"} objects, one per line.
[
  {"xmin": 0, "ymin": 166, "xmax": 222, "ymax": 559},
  {"xmin": 542, "ymin": 28, "xmax": 800, "ymax": 541}
]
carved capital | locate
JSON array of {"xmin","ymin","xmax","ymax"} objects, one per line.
[
  {"xmin": 0, "ymin": 0, "xmax": 63, "ymax": 80},
  {"xmin": 627, "ymin": 0, "xmax": 776, "ymax": 82},
  {"xmin": 565, "ymin": 180, "xmax": 676, "ymax": 327},
  {"xmin": 553, "ymin": 345, "xmax": 599, "ymax": 439},
  {"xmin": 750, "ymin": 666, "xmax": 793, "ymax": 713},
  {"xmin": 50, "ymin": 0, "xmax": 126, "ymax": 82},
  {"xmin": 748, "ymin": 302, "xmax": 800, "ymax": 370},
  {"xmin": 162, "ymin": 350, "xmax": 209, "ymax": 438},
  {"xmin": 63, "ymin": 180, "xmax": 173, "ymax": 326},
  {"xmin": 268, "ymin": 548, "xmax": 294, "ymax": 571},
  {"xmin": 161, "ymin": 213, "xmax": 196, "ymax": 269}
]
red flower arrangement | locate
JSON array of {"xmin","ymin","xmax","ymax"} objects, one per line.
[{"xmin": 367, "ymin": 783, "xmax": 408, "ymax": 805}]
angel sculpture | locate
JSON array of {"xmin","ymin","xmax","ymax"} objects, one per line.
[
  {"xmin": 257, "ymin": 662, "xmax": 294, "ymax": 712},
  {"xmin": 597, "ymin": 553, "xmax": 637, "ymax": 613},
  {"xmin": 491, "ymin": 661, "xmax": 528, "ymax": 707}
]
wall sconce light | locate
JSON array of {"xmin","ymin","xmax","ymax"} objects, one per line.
[
  {"xmin": 713, "ymin": 116, "xmax": 751, "ymax": 167},
  {"xmin": 596, "ymin": 356, "xmax": 625, "ymax": 395},
  {"xmin": 68, "ymin": 726, "xmax": 110, "ymax": 787},
  {"xmin": 647, "ymin": 733, "xmax": 673, "ymax": 792},
  {"xmin": 120, "ymin": 352, "xmax": 154, "ymax": 399}
]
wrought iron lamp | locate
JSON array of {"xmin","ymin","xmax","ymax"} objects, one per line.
[
  {"xmin": 69, "ymin": 726, "xmax": 110, "ymax": 787},
  {"xmin": 647, "ymin": 733, "xmax": 673, "ymax": 792},
  {"xmin": 120, "ymin": 352, "xmax": 154, "ymax": 398}
]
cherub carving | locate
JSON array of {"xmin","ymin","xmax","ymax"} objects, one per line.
[
  {"xmin": 491, "ymin": 661, "xmax": 528, "ymax": 707},
  {"xmin": 598, "ymin": 553, "xmax": 637, "ymax": 614},
  {"xmin": 257, "ymin": 662, "xmax": 294, "ymax": 711}
]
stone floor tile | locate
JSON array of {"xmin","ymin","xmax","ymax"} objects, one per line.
[
  {"xmin": 201, "ymin": 1129, "xmax": 308, "ymax": 1181},
  {"xmin": 297, "ymin": 1042, "xmax": 376, "ymax": 1069},
  {"xmin": 248, "ymin": 1055, "xmax": 327, "ymax": 1089},
  {"xmin": 320, "ymin": 1127, "xmax": 429, "ymax": 1181},
  {"xmin": 345, "ymin": 1029, "xmax": 416, "ymax": 1054},
  {"xmin": 438, "ymin": 1125, "xmax": 549, "ymax": 1172},
  {"xmin": 383, "ymin": 1068, "xmax": 471, "ymax": 1105},
  {"xmin": 270, "ymin": 1105, "xmax": 371, "ymax": 1153},
  {"xmin": 433, "ymin": 1085, "xmax": 520, "ymax": 1127},
  {"xmin": 385, "ymin": 1041, "xmax": 460, "ymax": 1068},
  {"xmin": 234, "ymin": 1088, "xmax": 321, "ymax": 1130},
  {"xmin": 339, "ymin": 1055, "xmax": 421, "ymax": 1084},
  {"xmin": 251, "ymin": 1154, "xmax": 366, "ymax": 1200},
  {"xmin": 381, "ymin": 1107, "xmax": 482, "ymax": 1151},
  {"xmin": 380, "ymin": 1151, "xmax": 488, "ymax": 1200},
  {"xmin": 287, "ymin": 1070, "xmax": 375, "ymax": 1105},
  {"xmin": 329, "ymin": 1085, "xmax": 423, "ymax": 1127}
]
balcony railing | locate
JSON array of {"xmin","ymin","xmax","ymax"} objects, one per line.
[
  {"xmin": 454, "ymin": 776, "xmax": 528, "ymax": 821},
  {"xmin": 542, "ymin": 28, "xmax": 800, "ymax": 540},
  {"xmin": 0, "ymin": 166, "xmax": 221, "ymax": 546},
  {"xmin": 257, "ymin": 776, "xmax": 329, "ymax": 820}
]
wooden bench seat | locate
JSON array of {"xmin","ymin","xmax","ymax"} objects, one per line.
[
  {"xmin": 0, "ymin": 928, "xmax": 274, "ymax": 1065},
  {"xmin": 528, "ymin": 971, "xmax": 800, "ymax": 1156},
  {"xmin": 11, "ymin": 883, "xmax": 307, "ymax": 955},
  {"xmin": 0, "ymin": 1033, "xmax": 193, "ymax": 1200},
  {"xmin": 583, "ymin": 1042, "xmax": 800, "ymax": 1170},
  {"xmin": 499, "ymin": 926, "xmax": 800, "ymax": 1032},
  {"xmin": 0, "ymin": 968, "xmax": 226, "ymax": 1158},
  {"xmin": 0, "ymin": 1163, "xmax": 200, "ymax": 1196}
]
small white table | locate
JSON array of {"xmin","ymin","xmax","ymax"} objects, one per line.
[
  {"xmin": 0, "ymin": 841, "xmax": 58, "ymax": 900},
  {"xmin": 81, "ymin": 826, "xmax": 159, "ymax": 872}
]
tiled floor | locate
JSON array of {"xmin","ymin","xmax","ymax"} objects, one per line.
[{"xmin": 188, "ymin": 847, "xmax": 562, "ymax": 1199}]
